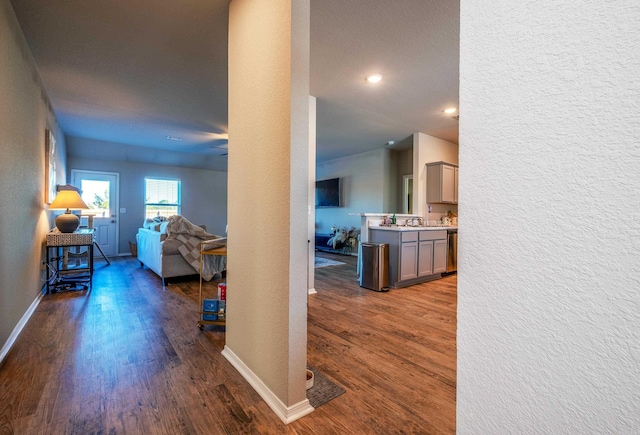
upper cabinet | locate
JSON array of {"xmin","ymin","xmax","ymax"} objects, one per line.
[{"xmin": 426, "ymin": 162, "xmax": 458, "ymax": 204}]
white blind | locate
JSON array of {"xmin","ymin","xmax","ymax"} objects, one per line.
[{"xmin": 145, "ymin": 178, "xmax": 180, "ymax": 205}]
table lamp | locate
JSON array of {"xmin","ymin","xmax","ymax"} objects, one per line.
[{"xmin": 49, "ymin": 190, "xmax": 89, "ymax": 233}]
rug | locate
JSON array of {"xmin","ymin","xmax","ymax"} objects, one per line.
[
  {"xmin": 314, "ymin": 257, "xmax": 346, "ymax": 268},
  {"xmin": 306, "ymin": 366, "xmax": 346, "ymax": 408}
]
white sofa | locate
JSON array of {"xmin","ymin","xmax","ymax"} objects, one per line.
[{"xmin": 136, "ymin": 223, "xmax": 203, "ymax": 284}]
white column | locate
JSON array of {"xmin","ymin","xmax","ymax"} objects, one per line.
[
  {"xmin": 224, "ymin": 0, "xmax": 313, "ymax": 424},
  {"xmin": 308, "ymin": 96, "xmax": 316, "ymax": 295}
]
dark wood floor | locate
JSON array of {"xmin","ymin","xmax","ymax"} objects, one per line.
[{"xmin": 0, "ymin": 252, "xmax": 456, "ymax": 434}]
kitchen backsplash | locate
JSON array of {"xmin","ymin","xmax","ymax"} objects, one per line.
[{"xmin": 426, "ymin": 203, "xmax": 458, "ymax": 224}]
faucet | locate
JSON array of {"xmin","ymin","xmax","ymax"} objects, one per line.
[{"xmin": 405, "ymin": 217, "xmax": 425, "ymax": 226}]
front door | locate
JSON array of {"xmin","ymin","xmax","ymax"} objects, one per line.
[{"xmin": 71, "ymin": 170, "xmax": 119, "ymax": 256}]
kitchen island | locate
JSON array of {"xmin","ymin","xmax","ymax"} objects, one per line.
[{"xmin": 369, "ymin": 226, "xmax": 456, "ymax": 288}]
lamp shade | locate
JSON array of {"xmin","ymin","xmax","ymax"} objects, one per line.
[
  {"xmin": 49, "ymin": 190, "xmax": 89, "ymax": 233},
  {"xmin": 49, "ymin": 190, "xmax": 89, "ymax": 210}
]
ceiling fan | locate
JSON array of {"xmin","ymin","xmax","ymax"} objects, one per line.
[{"xmin": 208, "ymin": 132, "xmax": 228, "ymax": 157}]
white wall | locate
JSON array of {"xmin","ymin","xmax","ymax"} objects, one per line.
[
  {"xmin": 458, "ymin": 1, "xmax": 640, "ymax": 433},
  {"xmin": 0, "ymin": 0, "xmax": 65, "ymax": 357},
  {"xmin": 67, "ymin": 137, "xmax": 228, "ymax": 254},
  {"xmin": 412, "ymin": 132, "xmax": 459, "ymax": 220},
  {"xmin": 308, "ymin": 96, "xmax": 316, "ymax": 293},
  {"xmin": 393, "ymin": 148, "xmax": 413, "ymax": 212},
  {"xmin": 315, "ymin": 148, "xmax": 391, "ymax": 234}
]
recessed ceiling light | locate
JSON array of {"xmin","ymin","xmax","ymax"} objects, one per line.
[
  {"xmin": 366, "ymin": 74, "xmax": 383, "ymax": 83},
  {"xmin": 166, "ymin": 135, "xmax": 183, "ymax": 141},
  {"xmin": 443, "ymin": 107, "xmax": 457, "ymax": 114}
]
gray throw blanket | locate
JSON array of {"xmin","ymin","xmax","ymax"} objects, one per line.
[{"xmin": 165, "ymin": 215, "xmax": 226, "ymax": 281}]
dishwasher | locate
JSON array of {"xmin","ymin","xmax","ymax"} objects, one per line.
[{"xmin": 446, "ymin": 229, "xmax": 457, "ymax": 273}]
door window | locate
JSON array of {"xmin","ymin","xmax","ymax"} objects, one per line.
[{"xmin": 80, "ymin": 179, "xmax": 111, "ymax": 217}]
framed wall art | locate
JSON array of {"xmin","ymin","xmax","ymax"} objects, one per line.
[{"xmin": 45, "ymin": 129, "xmax": 57, "ymax": 204}]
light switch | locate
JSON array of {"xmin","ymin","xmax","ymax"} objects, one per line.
[{"xmin": 120, "ymin": 208, "xmax": 126, "ymax": 213}]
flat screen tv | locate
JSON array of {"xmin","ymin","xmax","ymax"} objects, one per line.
[{"xmin": 315, "ymin": 178, "xmax": 341, "ymax": 208}]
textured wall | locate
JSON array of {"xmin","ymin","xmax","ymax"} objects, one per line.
[
  {"xmin": 315, "ymin": 148, "xmax": 390, "ymax": 233},
  {"xmin": 458, "ymin": 1, "xmax": 640, "ymax": 433},
  {"xmin": 412, "ymin": 132, "xmax": 459, "ymax": 219},
  {"xmin": 227, "ymin": 0, "xmax": 309, "ymax": 410},
  {"xmin": 0, "ymin": 0, "xmax": 66, "ymax": 354}
]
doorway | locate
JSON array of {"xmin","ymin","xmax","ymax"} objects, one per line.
[
  {"xmin": 71, "ymin": 170, "xmax": 119, "ymax": 256},
  {"xmin": 402, "ymin": 174, "xmax": 413, "ymax": 214}
]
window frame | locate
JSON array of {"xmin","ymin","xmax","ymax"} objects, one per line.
[{"xmin": 144, "ymin": 177, "xmax": 182, "ymax": 218}]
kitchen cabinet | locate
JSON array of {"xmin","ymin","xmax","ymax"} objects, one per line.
[
  {"xmin": 426, "ymin": 162, "xmax": 458, "ymax": 204},
  {"xmin": 454, "ymin": 166, "xmax": 459, "ymax": 204},
  {"xmin": 419, "ymin": 230, "xmax": 447, "ymax": 276},
  {"xmin": 433, "ymin": 239, "xmax": 447, "ymax": 274},
  {"xmin": 418, "ymin": 241, "xmax": 434, "ymax": 276},
  {"xmin": 399, "ymin": 232, "xmax": 418, "ymax": 280},
  {"xmin": 370, "ymin": 228, "xmax": 448, "ymax": 288}
]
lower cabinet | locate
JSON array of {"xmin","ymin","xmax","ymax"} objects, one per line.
[
  {"xmin": 418, "ymin": 241, "xmax": 434, "ymax": 276},
  {"xmin": 370, "ymin": 228, "xmax": 448, "ymax": 288},
  {"xmin": 400, "ymin": 241, "xmax": 418, "ymax": 280},
  {"xmin": 433, "ymin": 239, "xmax": 447, "ymax": 274}
]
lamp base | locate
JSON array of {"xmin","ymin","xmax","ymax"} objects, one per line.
[{"xmin": 55, "ymin": 212, "xmax": 80, "ymax": 233}]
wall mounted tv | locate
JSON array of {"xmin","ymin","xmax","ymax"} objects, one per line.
[{"xmin": 315, "ymin": 178, "xmax": 342, "ymax": 208}]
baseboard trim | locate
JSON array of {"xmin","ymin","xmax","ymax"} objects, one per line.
[
  {"xmin": 221, "ymin": 345, "xmax": 314, "ymax": 424},
  {"xmin": 308, "ymin": 287, "xmax": 317, "ymax": 295},
  {"xmin": 0, "ymin": 291, "xmax": 44, "ymax": 364}
]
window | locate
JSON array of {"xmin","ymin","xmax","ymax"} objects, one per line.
[
  {"xmin": 145, "ymin": 177, "xmax": 181, "ymax": 218},
  {"xmin": 79, "ymin": 179, "xmax": 110, "ymax": 217}
]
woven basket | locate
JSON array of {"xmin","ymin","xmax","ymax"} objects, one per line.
[{"xmin": 129, "ymin": 241, "xmax": 138, "ymax": 257}]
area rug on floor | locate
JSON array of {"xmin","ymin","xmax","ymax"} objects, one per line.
[
  {"xmin": 314, "ymin": 257, "xmax": 346, "ymax": 268},
  {"xmin": 306, "ymin": 366, "xmax": 346, "ymax": 408}
]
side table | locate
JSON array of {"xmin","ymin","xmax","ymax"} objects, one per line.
[
  {"xmin": 198, "ymin": 243, "xmax": 227, "ymax": 329},
  {"xmin": 45, "ymin": 229, "xmax": 94, "ymax": 293}
]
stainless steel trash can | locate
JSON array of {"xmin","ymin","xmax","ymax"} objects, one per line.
[{"xmin": 359, "ymin": 243, "xmax": 389, "ymax": 291}]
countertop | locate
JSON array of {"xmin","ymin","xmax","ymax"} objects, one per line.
[{"xmin": 370, "ymin": 225, "xmax": 457, "ymax": 232}]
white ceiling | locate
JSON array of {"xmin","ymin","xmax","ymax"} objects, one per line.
[{"xmin": 10, "ymin": 0, "xmax": 459, "ymax": 171}]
